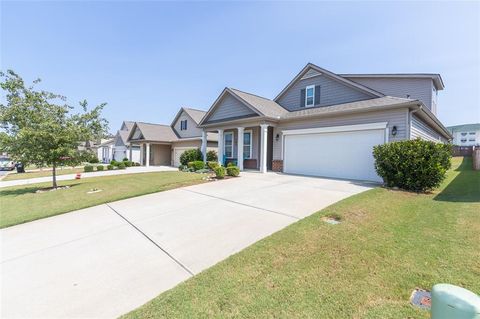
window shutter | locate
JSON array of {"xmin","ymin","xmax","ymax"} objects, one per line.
[
  {"xmin": 300, "ymin": 89, "xmax": 306, "ymax": 107},
  {"xmin": 314, "ymin": 85, "xmax": 321, "ymax": 105},
  {"xmin": 185, "ymin": 120, "xmax": 187, "ymax": 130}
]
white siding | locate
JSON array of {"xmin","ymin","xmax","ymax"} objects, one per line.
[
  {"xmin": 273, "ymin": 108, "xmax": 408, "ymax": 160},
  {"xmin": 410, "ymin": 115, "xmax": 444, "ymax": 142}
]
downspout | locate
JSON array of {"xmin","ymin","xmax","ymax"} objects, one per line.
[{"xmin": 408, "ymin": 104, "xmax": 422, "ymax": 140}]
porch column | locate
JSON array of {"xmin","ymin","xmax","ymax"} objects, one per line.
[
  {"xmin": 145, "ymin": 143, "xmax": 150, "ymax": 167},
  {"xmin": 260, "ymin": 124, "xmax": 269, "ymax": 173},
  {"xmin": 139, "ymin": 144, "xmax": 144, "ymax": 165},
  {"xmin": 237, "ymin": 127, "xmax": 244, "ymax": 170},
  {"xmin": 201, "ymin": 130, "xmax": 207, "ymax": 163},
  {"xmin": 129, "ymin": 145, "xmax": 132, "ymax": 161},
  {"xmin": 217, "ymin": 129, "xmax": 224, "ymax": 166}
]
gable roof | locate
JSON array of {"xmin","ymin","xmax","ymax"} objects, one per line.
[
  {"xmin": 127, "ymin": 122, "xmax": 179, "ymax": 143},
  {"xmin": 122, "ymin": 121, "xmax": 135, "ymax": 131},
  {"xmin": 171, "ymin": 107, "xmax": 207, "ymax": 127},
  {"xmin": 274, "ymin": 63, "xmax": 385, "ymax": 101},
  {"xmin": 341, "ymin": 74, "xmax": 445, "ymax": 90},
  {"xmin": 446, "ymin": 123, "xmax": 480, "ymax": 133}
]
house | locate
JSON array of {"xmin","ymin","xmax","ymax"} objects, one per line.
[
  {"xmin": 198, "ymin": 63, "xmax": 452, "ymax": 182},
  {"xmin": 447, "ymin": 123, "xmax": 480, "ymax": 146},
  {"xmin": 97, "ymin": 138, "xmax": 115, "ymax": 163},
  {"xmin": 111, "ymin": 121, "xmax": 141, "ymax": 162},
  {"xmin": 127, "ymin": 107, "xmax": 217, "ymax": 167}
]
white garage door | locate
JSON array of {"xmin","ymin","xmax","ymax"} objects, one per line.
[
  {"xmin": 283, "ymin": 123, "xmax": 387, "ymax": 182},
  {"xmin": 173, "ymin": 148, "xmax": 194, "ymax": 167}
]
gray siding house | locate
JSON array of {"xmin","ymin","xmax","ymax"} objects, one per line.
[{"xmin": 199, "ymin": 63, "xmax": 451, "ymax": 182}]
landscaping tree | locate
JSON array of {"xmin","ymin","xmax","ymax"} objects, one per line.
[{"xmin": 0, "ymin": 70, "xmax": 108, "ymax": 188}]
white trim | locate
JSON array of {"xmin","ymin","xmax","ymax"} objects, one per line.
[
  {"xmin": 243, "ymin": 129, "xmax": 253, "ymax": 159},
  {"xmin": 224, "ymin": 131, "xmax": 234, "ymax": 159},
  {"xmin": 282, "ymin": 122, "xmax": 389, "ymax": 136},
  {"xmin": 305, "ymin": 85, "xmax": 315, "ymax": 107}
]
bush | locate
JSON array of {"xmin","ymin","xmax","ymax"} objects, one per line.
[
  {"xmin": 196, "ymin": 168, "xmax": 210, "ymax": 174},
  {"xmin": 89, "ymin": 157, "xmax": 99, "ymax": 164},
  {"xmin": 107, "ymin": 164, "xmax": 114, "ymax": 170},
  {"xmin": 178, "ymin": 165, "xmax": 185, "ymax": 171},
  {"xmin": 117, "ymin": 162, "xmax": 126, "ymax": 169},
  {"xmin": 206, "ymin": 150, "xmax": 218, "ymax": 162},
  {"xmin": 122, "ymin": 157, "xmax": 129, "ymax": 162},
  {"xmin": 180, "ymin": 148, "xmax": 203, "ymax": 166},
  {"xmin": 227, "ymin": 161, "xmax": 235, "ymax": 167},
  {"xmin": 373, "ymin": 139, "xmax": 452, "ymax": 192},
  {"xmin": 110, "ymin": 160, "xmax": 118, "ymax": 166},
  {"xmin": 124, "ymin": 161, "xmax": 133, "ymax": 167},
  {"xmin": 96, "ymin": 165, "xmax": 104, "ymax": 171},
  {"xmin": 188, "ymin": 160, "xmax": 204, "ymax": 171},
  {"xmin": 226, "ymin": 165, "xmax": 240, "ymax": 177},
  {"xmin": 84, "ymin": 165, "xmax": 94, "ymax": 172},
  {"xmin": 133, "ymin": 162, "xmax": 141, "ymax": 166},
  {"xmin": 214, "ymin": 166, "xmax": 226, "ymax": 179},
  {"xmin": 207, "ymin": 161, "xmax": 219, "ymax": 170}
]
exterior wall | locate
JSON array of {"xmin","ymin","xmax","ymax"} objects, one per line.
[
  {"xmin": 206, "ymin": 94, "xmax": 257, "ymax": 123},
  {"xmin": 272, "ymin": 108, "xmax": 409, "ymax": 160},
  {"xmin": 410, "ymin": 115, "xmax": 445, "ymax": 142},
  {"xmin": 451, "ymin": 130, "xmax": 480, "ymax": 146},
  {"xmin": 276, "ymin": 74, "xmax": 374, "ymax": 111},
  {"xmin": 346, "ymin": 77, "xmax": 435, "ymax": 112},
  {"xmin": 172, "ymin": 111, "xmax": 203, "ymax": 138},
  {"xmin": 113, "ymin": 146, "xmax": 128, "ymax": 161},
  {"xmin": 150, "ymin": 144, "xmax": 171, "ymax": 166}
]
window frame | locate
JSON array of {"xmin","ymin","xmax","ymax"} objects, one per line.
[
  {"xmin": 180, "ymin": 120, "xmax": 188, "ymax": 131},
  {"xmin": 224, "ymin": 132, "xmax": 234, "ymax": 159},
  {"xmin": 305, "ymin": 85, "xmax": 315, "ymax": 107},
  {"xmin": 243, "ymin": 130, "xmax": 253, "ymax": 159}
]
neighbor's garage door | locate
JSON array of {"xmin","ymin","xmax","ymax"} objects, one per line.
[{"xmin": 283, "ymin": 124, "xmax": 387, "ymax": 182}]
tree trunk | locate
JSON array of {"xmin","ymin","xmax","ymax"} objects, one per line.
[{"xmin": 52, "ymin": 163, "xmax": 57, "ymax": 189}]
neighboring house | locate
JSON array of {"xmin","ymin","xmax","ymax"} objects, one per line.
[
  {"xmin": 127, "ymin": 107, "xmax": 217, "ymax": 167},
  {"xmin": 97, "ymin": 138, "xmax": 115, "ymax": 163},
  {"xmin": 111, "ymin": 121, "xmax": 141, "ymax": 162},
  {"xmin": 197, "ymin": 63, "xmax": 452, "ymax": 182},
  {"xmin": 447, "ymin": 123, "xmax": 480, "ymax": 146}
]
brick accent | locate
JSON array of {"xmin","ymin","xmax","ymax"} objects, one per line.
[{"xmin": 272, "ymin": 160, "xmax": 283, "ymax": 172}]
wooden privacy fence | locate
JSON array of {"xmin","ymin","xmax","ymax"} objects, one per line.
[
  {"xmin": 452, "ymin": 146, "xmax": 474, "ymax": 157},
  {"xmin": 473, "ymin": 149, "xmax": 480, "ymax": 171}
]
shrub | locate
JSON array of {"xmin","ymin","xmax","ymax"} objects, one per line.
[
  {"xmin": 110, "ymin": 160, "xmax": 118, "ymax": 166},
  {"xmin": 84, "ymin": 165, "xmax": 94, "ymax": 172},
  {"xmin": 188, "ymin": 160, "xmax": 204, "ymax": 171},
  {"xmin": 180, "ymin": 148, "xmax": 203, "ymax": 166},
  {"xmin": 178, "ymin": 165, "xmax": 185, "ymax": 171},
  {"xmin": 214, "ymin": 166, "xmax": 226, "ymax": 179},
  {"xmin": 226, "ymin": 165, "xmax": 240, "ymax": 177},
  {"xmin": 207, "ymin": 161, "xmax": 219, "ymax": 170},
  {"xmin": 124, "ymin": 161, "xmax": 133, "ymax": 167},
  {"xmin": 196, "ymin": 168, "xmax": 210, "ymax": 174},
  {"xmin": 96, "ymin": 165, "xmax": 104, "ymax": 171},
  {"xmin": 227, "ymin": 161, "xmax": 235, "ymax": 167},
  {"xmin": 117, "ymin": 162, "xmax": 126, "ymax": 169},
  {"xmin": 133, "ymin": 162, "xmax": 141, "ymax": 166},
  {"xmin": 373, "ymin": 139, "xmax": 452, "ymax": 192},
  {"xmin": 107, "ymin": 164, "xmax": 114, "ymax": 170},
  {"xmin": 89, "ymin": 157, "xmax": 99, "ymax": 164},
  {"xmin": 122, "ymin": 157, "xmax": 129, "ymax": 162},
  {"xmin": 206, "ymin": 150, "xmax": 218, "ymax": 162}
]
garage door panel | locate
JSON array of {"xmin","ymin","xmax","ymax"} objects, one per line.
[{"xmin": 284, "ymin": 129, "xmax": 384, "ymax": 182}]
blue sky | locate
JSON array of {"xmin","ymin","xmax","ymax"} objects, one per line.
[{"xmin": 1, "ymin": 1, "xmax": 479, "ymax": 133}]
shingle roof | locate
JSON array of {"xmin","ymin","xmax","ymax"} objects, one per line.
[
  {"xmin": 229, "ymin": 88, "xmax": 288, "ymax": 119},
  {"xmin": 183, "ymin": 108, "xmax": 207, "ymax": 124},
  {"xmin": 117, "ymin": 130, "xmax": 130, "ymax": 144},
  {"xmin": 123, "ymin": 121, "xmax": 135, "ymax": 131},
  {"xmin": 281, "ymin": 96, "xmax": 415, "ymax": 120},
  {"xmin": 446, "ymin": 123, "xmax": 480, "ymax": 133},
  {"xmin": 135, "ymin": 122, "xmax": 179, "ymax": 142}
]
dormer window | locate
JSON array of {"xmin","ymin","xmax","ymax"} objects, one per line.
[
  {"xmin": 180, "ymin": 120, "xmax": 187, "ymax": 131},
  {"xmin": 305, "ymin": 85, "xmax": 315, "ymax": 107}
]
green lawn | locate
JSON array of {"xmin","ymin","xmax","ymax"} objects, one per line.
[
  {"xmin": 2, "ymin": 167, "xmax": 85, "ymax": 181},
  {"xmin": 123, "ymin": 157, "xmax": 480, "ymax": 319},
  {"xmin": 0, "ymin": 171, "xmax": 205, "ymax": 228}
]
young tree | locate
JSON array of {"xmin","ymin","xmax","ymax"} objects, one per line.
[{"xmin": 0, "ymin": 70, "xmax": 108, "ymax": 188}]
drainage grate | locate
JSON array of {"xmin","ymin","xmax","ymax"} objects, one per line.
[{"xmin": 410, "ymin": 288, "xmax": 431, "ymax": 309}]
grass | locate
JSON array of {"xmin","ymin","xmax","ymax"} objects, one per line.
[
  {"xmin": 123, "ymin": 157, "xmax": 480, "ymax": 319},
  {"xmin": 2, "ymin": 167, "xmax": 85, "ymax": 181},
  {"xmin": 0, "ymin": 171, "xmax": 205, "ymax": 228}
]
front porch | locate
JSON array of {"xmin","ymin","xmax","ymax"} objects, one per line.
[
  {"xmin": 139, "ymin": 143, "xmax": 172, "ymax": 167},
  {"xmin": 201, "ymin": 123, "xmax": 275, "ymax": 172}
]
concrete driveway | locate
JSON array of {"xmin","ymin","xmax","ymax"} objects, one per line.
[{"xmin": 1, "ymin": 172, "xmax": 373, "ymax": 318}]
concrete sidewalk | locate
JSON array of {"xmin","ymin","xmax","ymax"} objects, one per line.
[
  {"xmin": 1, "ymin": 172, "xmax": 373, "ymax": 318},
  {"xmin": 0, "ymin": 166, "xmax": 177, "ymax": 188}
]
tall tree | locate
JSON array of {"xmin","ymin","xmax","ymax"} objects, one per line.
[{"xmin": 0, "ymin": 70, "xmax": 108, "ymax": 188}]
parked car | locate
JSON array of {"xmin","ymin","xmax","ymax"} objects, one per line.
[{"xmin": 0, "ymin": 157, "xmax": 16, "ymax": 170}]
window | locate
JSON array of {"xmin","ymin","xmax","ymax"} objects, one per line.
[
  {"xmin": 243, "ymin": 130, "xmax": 252, "ymax": 159},
  {"xmin": 469, "ymin": 132, "xmax": 475, "ymax": 135},
  {"xmin": 305, "ymin": 85, "xmax": 315, "ymax": 107},
  {"xmin": 469, "ymin": 138, "xmax": 476, "ymax": 142},
  {"xmin": 180, "ymin": 120, "xmax": 187, "ymax": 131},
  {"xmin": 461, "ymin": 132, "xmax": 467, "ymax": 136},
  {"xmin": 461, "ymin": 139, "xmax": 467, "ymax": 143},
  {"xmin": 224, "ymin": 132, "xmax": 233, "ymax": 158}
]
